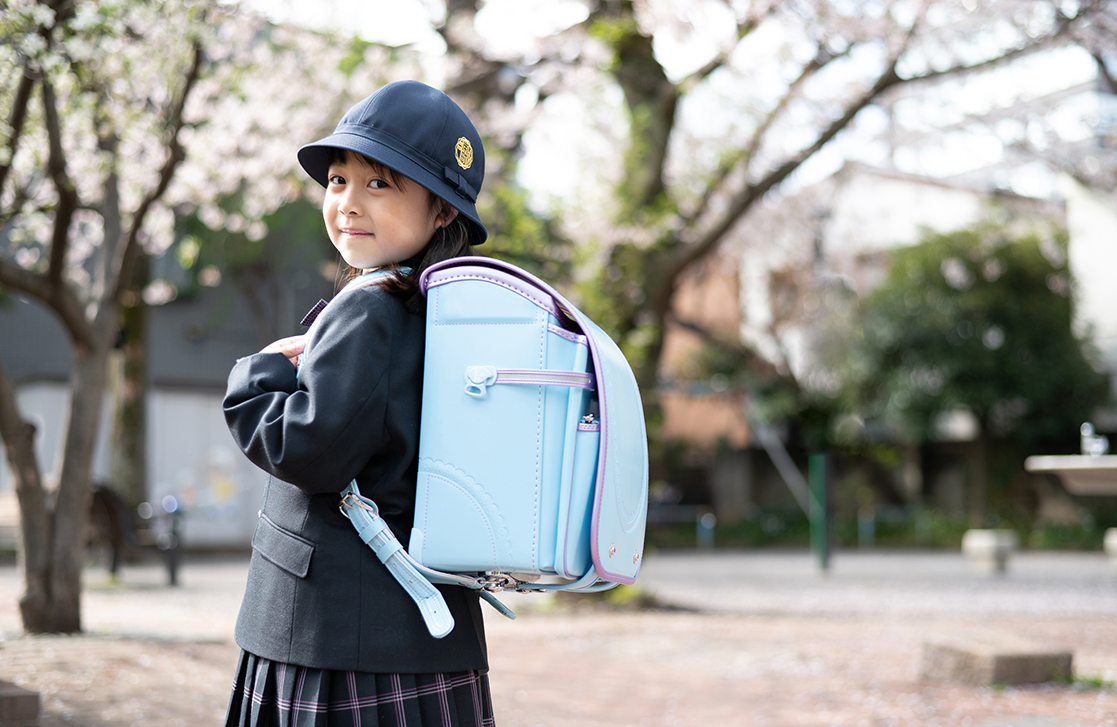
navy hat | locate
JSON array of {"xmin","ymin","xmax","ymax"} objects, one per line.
[{"xmin": 298, "ymin": 81, "xmax": 487, "ymax": 244}]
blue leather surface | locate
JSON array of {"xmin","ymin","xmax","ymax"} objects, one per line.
[{"xmin": 412, "ymin": 258, "xmax": 648, "ymax": 585}]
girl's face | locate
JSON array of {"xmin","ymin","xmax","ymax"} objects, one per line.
[{"xmin": 322, "ymin": 152, "xmax": 452, "ymax": 270}]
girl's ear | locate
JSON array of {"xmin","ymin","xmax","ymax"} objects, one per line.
[{"xmin": 436, "ymin": 205, "xmax": 459, "ymax": 229}]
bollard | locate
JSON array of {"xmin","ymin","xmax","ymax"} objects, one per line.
[
  {"xmin": 696, "ymin": 511, "xmax": 716, "ymax": 549},
  {"xmin": 857, "ymin": 506, "xmax": 875, "ymax": 548},
  {"xmin": 1104, "ymin": 528, "xmax": 1117, "ymax": 568},
  {"xmin": 961, "ymin": 529, "xmax": 1018, "ymax": 575}
]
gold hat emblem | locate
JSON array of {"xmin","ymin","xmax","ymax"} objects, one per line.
[{"xmin": 454, "ymin": 137, "xmax": 473, "ymax": 170}]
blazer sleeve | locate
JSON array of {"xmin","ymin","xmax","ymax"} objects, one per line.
[{"xmin": 223, "ymin": 288, "xmax": 399, "ymax": 494}]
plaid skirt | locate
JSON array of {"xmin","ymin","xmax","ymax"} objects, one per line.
[{"xmin": 225, "ymin": 650, "xmax": 496, "ymax": 727}]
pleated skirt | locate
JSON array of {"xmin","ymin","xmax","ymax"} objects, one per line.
[{"xmin": 225, "ymin": 650, "xmax": 496, "ymax": 727}]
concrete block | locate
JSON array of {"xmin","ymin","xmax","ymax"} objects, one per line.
[
  {"xmin": 921, "ymin": 631, "xmax": 1072, "ymax": 686},
  {"xmin": 1104, "ymin": 528, "xmax": 1117, "ymax": 567},
  {"xmin": 0, "ymin": 680, "xmax": 40, "ymax": 724},
  {"xmin": 962, "ymin": 529, "xmax": 1018, "ymax": 575}
]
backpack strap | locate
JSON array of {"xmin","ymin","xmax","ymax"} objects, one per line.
[
  {"xmin": 339, "ymin": 481, "xmax": 519, "ymax": 637},
  {"xmin": 339, "ymin": 481, "xmax": 615, "ymax": 637},
  {"xmin": 338, "ymin": 482, "xmax": 457, "ymax": 638}
]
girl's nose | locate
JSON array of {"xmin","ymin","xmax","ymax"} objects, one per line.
[{"xmin": 338, "ymin": 188, "xmax": 363, "ymax": 216}]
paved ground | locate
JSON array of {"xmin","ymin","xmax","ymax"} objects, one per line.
[{"xmin": 1, "ymin": 549, "xmax": 1116, "ymax": 726}]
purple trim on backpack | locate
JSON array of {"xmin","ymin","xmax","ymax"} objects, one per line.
[
  {"xmin": 547, "ymin": 323, "xmax": 587, "ymax": 345},
  {"xmin": 421, "ymin": 264, "xmax": 565, "ymax": 321}
]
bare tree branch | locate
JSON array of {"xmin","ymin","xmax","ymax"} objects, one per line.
[
  {"xmin": 1093, "ymin": 52, "xmax": 1117, "ymax": 94},
  {"xmin": 0, "ymin": 62, "xmax": 35, "ymax": 201},
  {"xmin": 666, "ymin": 4, "xmax": 1096, "ymax": 302},
  {"xmin": 668, "ymin": 312, "xmax": 782, "ymax": 380},
  {"xmin": 40, "ymin": 78, "xmax": 78, "ymax": 289},
  {"xmin": 110, "ymin": 40, "xmax": 204, "ymax": 307},
  {"xmin": 680, "ymin": 1, "xmax": 779, "ymax": 91},
  {"xmin": 670, "ymin": 56, "xmax": 904, "ymax": 290},
  {"xmin": 0, "ymin": 260, "xmax": 95, "ymax": 351},
  {"xmin": 682, "ymin": 44, "xmax": 849, "ymax": 230}
]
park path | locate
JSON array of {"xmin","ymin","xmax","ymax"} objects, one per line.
[{"xmin": 1, "ymin": 549, "xmax": 1115, "ymax": 726}]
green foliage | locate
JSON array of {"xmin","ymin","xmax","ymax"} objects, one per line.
[
  {"xmin": 586, "ymin": 16, "xmax": 640, "ymax": 69},
  {"xmin": 480, "ymin": 182, "xmax": 573, "ymax": 286},
  {"xmin": 645, "ymin": 505, "xmax": 974, "ymax": 550},
  {"xmin": 575, "ymin": 239, "xmax": 675, "ymax": 386},
  {"xmin": 853, "ymin": 223, "xmax": 1109, "ymax": 445},
  {"xmin": 1026, "ymin": 502, "xmax": 1117, "ymax": 549},
  {"xmin": 1069, "ymin": 674, "xmax": 1116, "ymax": 691},
  {"xmin": 338, "ymin": 37, "xmax": 373, "ymax": 77},
  {"xmin": 174, "ymin": 195, "xmax": 328, "ymax": 296}
]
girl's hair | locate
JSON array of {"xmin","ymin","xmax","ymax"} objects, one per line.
[{"xmin": 328, "ymin": 148, "xmax": 477, "ymax": 313}]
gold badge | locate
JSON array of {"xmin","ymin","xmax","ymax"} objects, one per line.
[{"xmin": 454, "ymin": 137, "xmax": 473, "ymax": 170}]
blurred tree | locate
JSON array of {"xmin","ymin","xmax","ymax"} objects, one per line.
[
  {"xmin": 851, "ymin": 224, "xmax": 1109, "ymax": 522},
  {"xmin": 580, "ymin": 0, "xmax": 1116, "ymax": 396},
  {"xmin": 413, "ymin": 0, "xmax": 1116, "ymax": 514},
  {"xmin": 414, "ymin": 0, "xmax": 1117, "ymax": 409},
  {"xmin": 0, "ymin": 0, "xmax": 209, "ymax": 632}
]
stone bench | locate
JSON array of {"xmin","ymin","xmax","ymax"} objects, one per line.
[
  {"xmin": 0, "ymin": 680, "xmax": 40, "ymax": 725},
  {"xmin": 961, "ymin": 528, "xmax": 1018, "ymax": 575},
  {"xmin": 921, "ymin": 631, "xmax": 1073, "ymax": 686}
]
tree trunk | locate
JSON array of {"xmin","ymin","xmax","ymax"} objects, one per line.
[
  {"xmin": 0, "ymin": 362, "xmax": 51, "ymax": 630},
  {"xmin": 108, "ymin": 253, "xmax": 149, "ymax": 510},
  {"xmin": 20, "ymin": 343, "xmax": 110, "ymax": 633}
]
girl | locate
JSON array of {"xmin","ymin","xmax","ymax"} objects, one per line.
[{"xmin": 222, "ymin": 81, "xmax": 493, "ymax": 727}]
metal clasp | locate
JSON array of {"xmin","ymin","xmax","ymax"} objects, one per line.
[
  {"xmin": 339, "ymin": 488, "xmax": 378, "ymax": 517},
  {"xmin": 477, "ymin": 572, "xmax": 519, "ymax": 591}
]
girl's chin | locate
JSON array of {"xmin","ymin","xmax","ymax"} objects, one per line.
[{"xmin": 336, "ymin": 251, "xmax": 383, "ymax": 269}]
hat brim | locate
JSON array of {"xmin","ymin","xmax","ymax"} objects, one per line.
[{"xmin": 298, "ymin": 132, "xmax": 487, "ymax": 244}]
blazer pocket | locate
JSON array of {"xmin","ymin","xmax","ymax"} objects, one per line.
[{"xmin": 252, "ymin": 514, "xmax": 315, "ymax": 578}]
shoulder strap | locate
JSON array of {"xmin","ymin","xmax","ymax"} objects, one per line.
[
  {"xmin": 338, "ymin": 481, "xmax": 457, "ymax": 638},
  {"xmin": 339, "ymin": 481, "xmax": 616, "ymax": 637}
]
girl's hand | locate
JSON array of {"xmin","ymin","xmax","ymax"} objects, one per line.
[{"xmin": 260, "ymin": 335, "xmax": 306, "ymax": 368}]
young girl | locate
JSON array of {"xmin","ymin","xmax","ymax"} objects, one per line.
[{"xmin": 222, "ymin": 81, "xmax": 494, "ymax": 727}]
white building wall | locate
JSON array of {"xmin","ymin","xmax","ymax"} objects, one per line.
[
  {"xmin": 0, "ymin": 384, "xmax": 265, "ymax": 548},
  {"xmin": 826, "ymin": 174, "xmax": 986, "ymax": 257},
  {"xmin": 148, "ymin": 389, "xmax": 266, "ymax": 547},
  {"xmin": 1058, "ymin": 175, "xmax": 1117, "ymax": 382}
]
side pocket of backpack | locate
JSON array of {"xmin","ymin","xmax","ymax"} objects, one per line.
[{"xmin": 556, "ymin": 419, "xmax": 600, "ymax": 578}]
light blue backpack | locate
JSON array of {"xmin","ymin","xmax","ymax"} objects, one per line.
[{"xmin": 340, "ymin": 257, "xmax": 649, "ymax": 637}]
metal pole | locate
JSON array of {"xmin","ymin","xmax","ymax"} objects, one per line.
[{"xmin": 809, "ymin": 452, "xmax": 830, "ymax": 572}]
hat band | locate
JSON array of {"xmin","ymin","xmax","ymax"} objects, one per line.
[{"xmin": 443, "ymin": 167, "xmax": 477, "ymax": 203}]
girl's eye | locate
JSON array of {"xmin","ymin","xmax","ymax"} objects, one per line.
[
  {"xmin": 327, "ymin": 174, "xmax": 345, "ymax": 185},
  {"xmin": 368, "ymin": 179, "xmax": 389, "ymax": 190}
]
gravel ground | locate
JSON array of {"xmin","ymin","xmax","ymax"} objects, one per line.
[{"xmin": 1, "ymin": 550, "xmax": 1115, "ymax": 727}]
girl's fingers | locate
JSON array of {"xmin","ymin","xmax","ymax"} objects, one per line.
[{"xmin": 260, "ymin": 335, "xmax": 306, "ymax": 364}]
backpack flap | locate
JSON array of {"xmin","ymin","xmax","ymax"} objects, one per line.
[{"xmin": 573, "ymin": 314, "xmax": 649, "ymax": 584}]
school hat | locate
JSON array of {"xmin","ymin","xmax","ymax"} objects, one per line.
[{"xmin": 298, "ymin": 80, "xmax": 487, "ymax": 244}]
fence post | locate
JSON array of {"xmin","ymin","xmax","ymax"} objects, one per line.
[{"xmin": 809, "ymin": 452, "xmax": 830, "ymax": 572}]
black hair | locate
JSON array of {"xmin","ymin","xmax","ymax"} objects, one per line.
[{"xmin": 326, "ymin": 148, "xmax": 479, "ymax": 313}]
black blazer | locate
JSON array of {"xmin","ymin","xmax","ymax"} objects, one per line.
[{"xmin": 223, "ymin": 282, "xmax": 487, "ymax": 673}]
